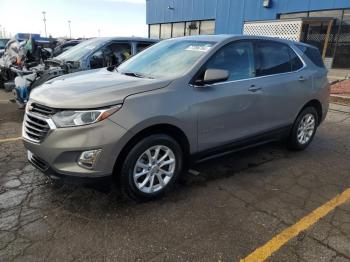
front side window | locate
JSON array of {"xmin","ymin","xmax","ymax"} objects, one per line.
[
  {"xmin": 118, "ymin": 40, "xmax": 215, "ymax": 78},
  {"xmin": 255, "ymin": 41, "xmax": 291, "ymax": 76},
  {"xmin": 204, "ymin": 41, "xmax": 255, "ymax": 81},
  {"xmin": 90, "ymin": 42, "xmax": 131, "ymax": 69},
  {"xmin": 136, "ymin": 42, "xmax": 154, "ymax": 53}
]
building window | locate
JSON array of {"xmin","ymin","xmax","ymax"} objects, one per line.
[
  {"xmin": 172, "ymin": 22, "xmax": 185, "ymax": 37},
  {"xmin": 160, "ymin": 23, "xmax": 172, "ymax": 39},
  {"xmin": 279, "ymin": 9, "xmax": 350, "ymax": 68},
  {"xmin": 333, "ymin": 9, "xmax": 350, "ymax": 68},
  {"xmin": 149, "ymin": 20, "xmax": 216, "ymax": 39},
  {"xmin": 200, "ymin": 20, "xmax": 215, "ymax": 34},
  {"xmin": 149, "ymin": 24, "xmax": 160, "ymax": 39},
  {"xmin": 186, "ymin": 21, "xmax": 200, "ymax": 36}
]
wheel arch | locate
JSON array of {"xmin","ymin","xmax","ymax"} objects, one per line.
[
  {"xmin": 299, "ymin": 99, "xmax": 323, "ymax": 125},
  {"xmin": 113, "ymin": 123, "xmax": 191, "ymax": 177}
]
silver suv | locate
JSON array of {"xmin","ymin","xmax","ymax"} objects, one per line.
[{"xmin": 22, "ymin": 35, "xmax": 329, "ymax": 200}]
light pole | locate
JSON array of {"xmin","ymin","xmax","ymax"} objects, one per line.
[
  {"xmin": 0, "ymin": 25, "xmax": 2, "ymax": 38},
  {"xmin": 68, "ymin": 20, "xmax": 72, "ymax": 39},
  {"xmin": 42, "ymin": 11, "xmax": 47, "ymax": 37}
]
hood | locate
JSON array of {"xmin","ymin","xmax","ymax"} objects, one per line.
[{"xmin": 30, "ymin": 68, "xmax": 172, "ymax": 109}]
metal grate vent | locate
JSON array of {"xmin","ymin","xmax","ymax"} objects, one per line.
[{"xmin": 243, "ymin": 20, "xmax": 303, "ymax": 41}]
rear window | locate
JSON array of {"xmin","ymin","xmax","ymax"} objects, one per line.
[{"xmin": 296, "ymin": 45, "xmax": 325, "ymax": 68}]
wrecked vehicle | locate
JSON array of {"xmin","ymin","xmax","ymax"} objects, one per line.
[
  {"xmin": 0, "ymin": 38, "xmax": 10, "ymax": 58},
  {"xmin": 0, "ymin": 36, "xmax": 54, "ymax": 90},
  {"xmin": 12, "ymin": 37, "xmax": 157, "ymax": 107}
]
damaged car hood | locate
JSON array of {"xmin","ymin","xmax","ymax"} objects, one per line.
[{"xmin": 30, "ymin": 68, "xmax": 172, "ymax": 109}]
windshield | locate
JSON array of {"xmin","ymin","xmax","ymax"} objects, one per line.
[
  {"xmin": 0, "ymin": 39, "xmax": 9, "ymax": 49},
  {"xmin": 118, "ymin": 40, "xmax": 215, "ymax": 78},
  {"xmin": 55, "ymin": 38, "xmax": 104, "ymax": 61}
]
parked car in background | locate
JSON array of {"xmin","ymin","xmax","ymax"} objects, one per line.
[
  {"xmin": 51, "ymin": 37, "xmax": 157, "ymax": 71},
  {"xmin": 22, "ymin": 35, "xmax": 329, "ymax": 201},
  {"xmin": 52, "ymin": 39, "xmax": 83, "ymax": 57},
  {"xmin": 0, "ymin": 38, "xmax": 10, "ymax": 58},
  {"xmin": 12, "ymin": 37, "xmax": 157, "ymax": 108}
]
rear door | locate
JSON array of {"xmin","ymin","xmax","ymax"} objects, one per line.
[{"xmin": 253, "ymin": 40, "xmax": 312, "ymax": 130}]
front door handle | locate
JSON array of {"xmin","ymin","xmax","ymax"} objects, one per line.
[
  {"xmin": 248, "ymin": 85, "xmax": 262, "ymax": 92},
  {"xmin": 298, "ymin": 76, "xmax": 307, "ymax": 81}
]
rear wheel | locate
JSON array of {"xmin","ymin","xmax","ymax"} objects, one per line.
[
  {"xmin": 120, "ymin": 134, "xmax": 183, "ymax": 201},
  {"xmin": 287, "ymin": 106, "xmax": 318, "ymax": 151}
]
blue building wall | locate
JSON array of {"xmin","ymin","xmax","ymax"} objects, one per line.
[{"xmin": 146, "ymin": 0, "xmax": 350, "ymax": 34}]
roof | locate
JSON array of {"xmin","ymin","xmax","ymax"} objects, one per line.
[
  {"xmin": 166, "ymin": 34, "xmax": 237, "ymax": 42},
  {"xmin": 93, "ymin": 36, "xmax": 158, "ymax": 42},
  {"xmin": 163, "ymin": 34, "xmax": 318, "ymax": 49}
]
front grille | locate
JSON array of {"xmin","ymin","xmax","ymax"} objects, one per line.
[
  {"xmin": 23, "ymin": 103, "xmax": 57, "ymax": 143},
  {"xmin": 30, "ymin": 103, "xmax": 57, "ymax": 116},
  {"xmin": 28, "ymin": 152, "xmax": 49, "ymax": 171},
  {"xmin": 24, "ymin": 114, "xmax": 50, "ymax": 142}
]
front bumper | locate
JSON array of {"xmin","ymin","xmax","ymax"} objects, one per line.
[{"xmin": 23, "ymin": 118, "xmax": 130, "ymax": 179}]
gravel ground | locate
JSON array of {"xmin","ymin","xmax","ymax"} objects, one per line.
[{"xmin": 331, "ymin": 80, "xmax": 350, "ymax": 96}]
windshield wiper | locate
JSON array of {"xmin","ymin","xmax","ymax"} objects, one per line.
[{"xmin": 121, "ymin": 71, "xmax": 154, "ymax": 79}]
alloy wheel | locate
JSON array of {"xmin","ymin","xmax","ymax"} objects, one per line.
[
  {"xmin": 297, "ymin": 113, "xmax": 316, "ymax": 145},
  {"xmin": 133, "ymin": 145, "xmax": 176, "ymax": 193}
]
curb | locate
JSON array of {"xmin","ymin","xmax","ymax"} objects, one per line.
[{"xmin": 330, "ymin": 95, "xmax": 350, "ymax": 105}]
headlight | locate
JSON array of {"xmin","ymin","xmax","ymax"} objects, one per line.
[{"xmin": 52, "ymin": 105, "xmax": 122, "ymax": 127}]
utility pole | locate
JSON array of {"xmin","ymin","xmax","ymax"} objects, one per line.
[
  {"xmin": 0, "ymin": 25, "xmax": 2, "ymax": 38},
  {"xmin": 42, "ymin": 11, "xmax": 47, "ymax": 37},
  {"xmin": 68, "ymin": 20, "xmax": 72, "ymax": 39}
]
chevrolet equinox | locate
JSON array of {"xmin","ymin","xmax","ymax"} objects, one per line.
[{"xmin": 22, "ymin": 35, "xmax": 329, "ymax": 200}]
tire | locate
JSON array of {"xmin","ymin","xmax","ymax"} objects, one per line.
[
  {"xmin": 287, "ymin": 106, "xmax": 318, "ymax": 151},
  {"xmin": 120, "ymin": 134, "xmax": 183, "ymax": 201}
]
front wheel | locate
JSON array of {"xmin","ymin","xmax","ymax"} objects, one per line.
[
  {"xmin": 120, "ymin": 134, "xmax": 183, "ymax": 201},
  {"xmin": 287, "ymin": 106, "xmax": 318, "ymax": 151}
]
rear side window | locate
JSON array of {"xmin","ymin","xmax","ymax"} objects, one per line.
[
  {"xmin": 254, "ymin": 41, "xmax": 291, "ymax": 76},
  {"xmin": 296, "ymin": 45, "xmax": 325, "ymax": 68},
  {"xmin": 289, "ymin": 48, "xmax": 304, "ymax": 71}
]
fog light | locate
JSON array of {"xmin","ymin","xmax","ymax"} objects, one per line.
[{"xmin": 78, "ymin": 149, "xmax": 102, "ymax": 169}]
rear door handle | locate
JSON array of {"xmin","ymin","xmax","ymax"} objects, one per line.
[
  {"xmin": 248, "ymin": 85, "xmax": 262, "ymax": 92},
  {"xmin": 298, "ymin": 76, "xmax": 307, "ymax": 81}
]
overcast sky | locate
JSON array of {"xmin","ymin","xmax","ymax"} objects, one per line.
[{"xmin": 0, "ymin": 0, "xmax": 147, "ymax": 38}]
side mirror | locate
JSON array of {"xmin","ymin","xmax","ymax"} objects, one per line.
[{"xmin": 196, "ymin": 69, "xmax": 229, "ymax": 85}]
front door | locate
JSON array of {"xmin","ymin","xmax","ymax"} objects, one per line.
[{"xmin": 194, "ymin": 41, "xmax": 265, "ymax": 152}]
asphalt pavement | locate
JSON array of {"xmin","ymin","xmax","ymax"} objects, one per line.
[{"xmin": 1, "ymin": 92, "xmax": 350, "ymax": 262}]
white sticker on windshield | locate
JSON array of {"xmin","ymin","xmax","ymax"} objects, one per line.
[{"xmin": 185, "ymin": 45, "xmax": 212, "ymax": 52}]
